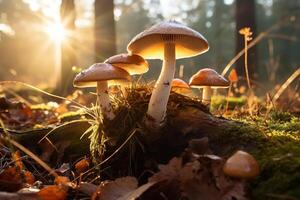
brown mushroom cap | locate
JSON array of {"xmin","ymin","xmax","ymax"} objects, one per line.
[
  {"xmin": 223, "ymin": 150, "xmax": 260, "ymax": 179},
  {"xmin": 73, "ymin": 63, "xmax": 131, "ymax": 88},
  {"xmin": 105, "ymin": 53, "xmax": 149, "ymax": 75},
  {"xmin": 127, "ymin": 21, "xmax": 209, "ymax": 60},
  {"xmin": 189, "ymin": 68, "xmax": 230, "ymax": 88},
  {"xmin": 171, "ymin": 78, "xmax": 190, "ymax": 89}
]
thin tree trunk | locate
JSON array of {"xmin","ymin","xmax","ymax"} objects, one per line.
[
  {"xmin": 235, "ymin": 0, "xmax": 257, "ymax": 81},
  {"xmin": 94, "ymin": 0, "xmax": 116, "ymax": 62},
  {"xmin": 60, "ymin": 0, "xmax": 77, "ymax": 95}
]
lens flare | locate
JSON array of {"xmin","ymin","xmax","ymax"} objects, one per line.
[{"xmin": 45, "ymin": 22, "xmax": 66, "ymax": 42}]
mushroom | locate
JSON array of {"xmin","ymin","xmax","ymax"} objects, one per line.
[
  {"xmin": 127, "ymin": 21, "xmax": 209, "ymax": 127},
  {"xmin": 189, "ymin": 68, "xmax": 229, "ymax": 105},
  {"xmin": 171, "ymin": 78, "xmax": 192, "ymax": 96},
  {"xmin": 105, "ymin": 53, "xmax": 149, "ymax": 96},
  {"xmin": 105, "ymin": 53, "xmax": 149, "ymax": 75},
  {"xmin": 223, "ymin": 150, "xmax": 260, "ymax": 179},
  {"xmin": 73, "ymin": 63, "xmax": 131, "ymax": 120}
]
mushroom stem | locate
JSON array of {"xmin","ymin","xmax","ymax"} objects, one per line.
[
  {"xmin": 147, "ymin": 42, "xmax": 176, "ymax": 127},
  {"xmin": 202, "ymin": 86, "xmax": 212, "ymax": 104},
  {"xmin": 97, "ymin": 81, "xmax": 115, "ymax": 120}
]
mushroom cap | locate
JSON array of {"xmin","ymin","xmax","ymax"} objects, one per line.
[
  {"xmin": 189, "ymin": 68, "xmax": 230, "ymax": 88},
  {"xmin": 172, "ymin": 78, "xmax": 192, "ymax": 95},
  {"xmin": 105, "ymin": 53, "xmax": 149, "ymax": 75},
  {"xmin": 73, "ymin": 63, "xmax": 131, "ymax": 88},
  {"xmin": 127, "ymin": 21, "xmax": 209, "ymax": 60},
  {"xmin": 171, "ymin": 78, "xmax": 190, "ymax": 89},
  {"xmin": 223, "ymin": 150, "xmax": 260, "ymax": 179}
]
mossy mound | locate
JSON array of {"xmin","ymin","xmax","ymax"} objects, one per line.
[
  {"xmin": 103, "ymin": 86, "xmax": 300, "ymax": 199},
  {"xmin": 4, "ymin": 86, "xmax": 299, "ymax": 199},
  {"xmin": 211, "ymin": 113, "xmax": 300, "ymax": 199}
]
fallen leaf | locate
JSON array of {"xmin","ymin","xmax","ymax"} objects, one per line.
[
  {"xmin": 148, "ymin": 155, "xmax": 249, "ymax": 200},
  {"xmin": 54, "ymin": 176, "xmax": 70, "ymax": 186},
  {"xmin": 228, "ymin": 69, "xmax": 238, "ymax": 83},
  {"xmin": 56, "ymin": 163, "xmax": 70, "ymax": 174},
  {"xmin": 24, "ymin": 171, "xmax": 35, "ymax": 185},
  {"xmin": 37, "ymin": 185, "xmax": 67, "ymax": 200},
  {"xmin": 0, "ymin": 166, "xmax": 22, "ymax": 192},
  {"xmin": 92, "ymin": 176, "xmax": 138, "ymax": 200},
  {"xmin": 75, "ymin": 158, "xmax": 90, "ymax": 174},
  {"xmin": 11, "ymin": 150, "xmax": 24, "ymax": 171}
]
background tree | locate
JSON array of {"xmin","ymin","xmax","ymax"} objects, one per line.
[
  {"xmin": 60, "ymin": 0, "xmax": 77, "ymax": 94},
  {"xmin": 94, "ymin": 0, "xmax": 116, "ymax": 62}
]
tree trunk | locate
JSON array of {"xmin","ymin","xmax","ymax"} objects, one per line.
[
  {"xmin": 94, "ymin": 0, "xmax": 116, "ymax": 62},
  {"xmin": 60, "ymin": 0, "xmax": 77, "ymax": 95},
  {"xmin": 214, "ymin": 0, "xmax": 224, "ymax": 67},
  {"xmin": 235, "ymin": 0, "xmax": 257, "ymax": 81}
]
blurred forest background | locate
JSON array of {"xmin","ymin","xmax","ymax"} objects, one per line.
[{"xmin": 0, "ymin": 0, "xmax": 299, "ymax": 94}]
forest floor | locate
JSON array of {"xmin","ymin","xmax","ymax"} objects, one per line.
[{"xmin": 0, "ymin": 85, "xmax": 299, "ymax": 200}]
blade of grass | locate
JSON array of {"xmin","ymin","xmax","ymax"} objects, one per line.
[{"xmin": 273, "ymin": 67, "xmax": 300, "ymax": 102}]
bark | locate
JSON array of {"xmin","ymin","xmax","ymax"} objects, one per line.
[
  {"xmin": 94, "ymin": 0, "xmax": 116, "ymax": 62},
  {"xmin": 235, "ymin": 0, "xmax": 257, "ymax": 81}
]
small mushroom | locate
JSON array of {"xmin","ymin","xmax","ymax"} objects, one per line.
[
  {"xmin": 105, "ymin": 53, "xmax": 149, "ymax": 75},
  {"xmin": 189, "ymin": 68, "xmax": 229, "ymax": 105},
  {"xmin": 127, "ymin": 21, "xmax": 209, "ymax": 127},
  {"xmin": 105, "ymin": 53, "xmax": 149, "ymax": 96},
  {"xmin": 171, "ymin": 78, "xmax": 192, "ymax": 96},
  {"xmin": 223, "ymin": 150, "xmax": 260, "ymax": 179},
  {"xmin": 73, "ymin": 63, "xmax": 131, "ymax": 120}
]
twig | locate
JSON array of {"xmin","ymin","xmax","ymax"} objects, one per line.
[
  {"xmin": 273, "ymin": 67, "xmax": 300, "ymax": 102},
  {"xmin": 9, "ymin": 139, "xmax": 58, "ymax": 177}
]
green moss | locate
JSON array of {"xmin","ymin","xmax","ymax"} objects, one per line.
[
  {"xmin": 211, "ymin": 114, "xmax": 300, "ymax": 199},
  {"xmin": 211, "ymin": 95, "xmax": 246, "ymax": 110}
]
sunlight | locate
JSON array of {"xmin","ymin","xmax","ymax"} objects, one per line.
[{"xmin": 45, "ymin": 22, "xmax": 66, "ymax": 42}]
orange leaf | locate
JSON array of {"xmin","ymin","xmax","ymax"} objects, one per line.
[
  {"xmin": 0, "ymin": 166, "xmax": 22, "ymax": 192},
  {"xmin": 228, "ymin": 69, "xmax": 238, "ymax": 83},
  {"xmin": 0, "ymin": 166, "xmax": 21, "ymax": 182},
  {"xmin": 37, "ymin": 185, "xmax": 67, "ymax": 200},
  {"xmin": 54, "ymin": 176, "xmax": 70, "ymax": 186},
  {"xmin": 11, "ymin": 150, "xmax": 24, "ymax": 171},
  {"xmin": 75, "ymin": 158, "xmax": 90, "ymax": 174},
  {"xmin": 24, "ymin": 171, "xmax": 35, "ymax": 185}
]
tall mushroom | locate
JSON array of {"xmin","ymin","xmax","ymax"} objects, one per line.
[
  {"xmin": 73, "ymin": 63, "xmax": 131, "ymax": 120},
  {"xmin": 127, "ymin": 21, "xmax": 209, "ymax": 127},
  {"xmin": 189, "ymin": 68, "xmax": 229, "ymax": 105}
]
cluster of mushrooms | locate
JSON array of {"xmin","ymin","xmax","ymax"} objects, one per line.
[
  {"xmin": 73, "ymin": 21, "xmax": 260, "ymax": 179},
  {"xmin": 73, "ymin": 21, "xmax": 230, "ymax": 128}
]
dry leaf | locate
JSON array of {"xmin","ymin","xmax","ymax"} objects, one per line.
[
  {"xmin": 92, "ymin": 176, "xmax": 138, "ymax": 200},
  {"xmin": 0, "ymin": 166, "xmax": 22, "ymax": 192},
  {"xmin": 75, "ymin": 158, "xmax": 89, "ymax": 174},
  {"xmin": 11, "ymin": 151, "xmax": 24, "ymax": 171},
  {"xmin": 37, "ymin": 185, "xmax": 67, "ymax": 200},
  {"xmin": 228, "ymin": 69, "xmax": 238, "ymax": 83},
  {"xmin": 24, "ymin": 171, "xmax": 35, "ymax": 185},
  {"xmin": 54, "ymin": 176, "xmax": 70, "ymax": 186},
  {"xmin": 148, "ymin": 155, "xmax": 248, "ymax": 200}
]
